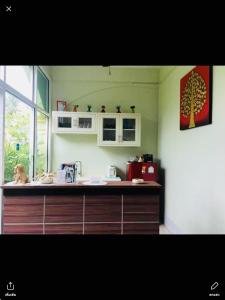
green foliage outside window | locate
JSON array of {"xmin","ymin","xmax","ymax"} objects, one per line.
[{"xmin": 4, "ymin": 93, "xmax": 32, "ymax": 183}]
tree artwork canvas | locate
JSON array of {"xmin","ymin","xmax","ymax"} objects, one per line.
[{"xmin": 180, "ymin": 66, "xmax": 212, "ymax": 130}]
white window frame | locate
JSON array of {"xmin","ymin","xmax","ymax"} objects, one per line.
[
  {"xmin": 34, "ymin": 66, "xmax": 51, "ymax": 176},
  {"xmin": 0, "ymin": 65, "xmax": 51, "ymax": 182}
]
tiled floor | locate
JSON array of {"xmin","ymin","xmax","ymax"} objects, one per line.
[{"xmin": 159, "ymin": 225, "xmax": 171, "ymax": 234}]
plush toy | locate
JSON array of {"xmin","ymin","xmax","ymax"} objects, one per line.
[{"xmin": 14, "ymin": 164, "xmax": 28, "ymax": 184}]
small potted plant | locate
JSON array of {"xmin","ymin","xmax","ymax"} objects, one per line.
[
  {"xmin": 116, "ymin": 105, "xmax": 121, "ymax": 113},
  {"xmin": 130, "ymin": 105, "xmax": 135, "ymax": 113},
  {"xmin": 87, "ymin": 105, "xmax": 92, "ymax": 112},
  {"xmin": 73, "ymin": 105, "xmax": 79, "ymax": 112}
]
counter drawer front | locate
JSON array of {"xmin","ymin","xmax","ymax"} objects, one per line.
[
  {"xmin": 45, "ymin": 224, "xmax": 83, "ymax": 234},
  {"xmin": 123, "ymin": 195, "xmax": 159, "ymax": 213},
  {"xmin": 85, "ymin": 195, "xmax": 121, "ymax": 222},
  {"xmin": 45, "ymin": 196, "xmax": 83, "ymax": 223},
  {"xmin": 123, "ymin": 223, "xmax": 159, "ymax": 234},
  {"xmin": 3, "ymin": 224, "xmax": 43, "ymax": 234},
  {"xmin": 85, "ymin": 223, "xmax": 121, "ymax": 234},
  {"xmin": 3, "ymin": 196, "xmax": 44, "ymax": 223},
  {"xmin": 123, "ymin": 212, "xmax": 159, "ymax": 222}
]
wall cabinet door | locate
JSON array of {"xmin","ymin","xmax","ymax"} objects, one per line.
[
  {"xmin": 98, "ymin": 113, "xmax": 141, "ymax": 147},
  {"xmin": 52, "ymin": 112, "xmax": 97, "ymax": 134},
  {"xmin": 120, "ymin": 114, "xmax": 141, "ymax": 146},
  {"xmin": 97, "ymin": 114, "xmax": 120, "ymax": 146}
]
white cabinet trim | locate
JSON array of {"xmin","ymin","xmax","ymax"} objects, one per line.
[{"xmin": 52, "ymin": 111, "xmax": 141, "ymax": 147}]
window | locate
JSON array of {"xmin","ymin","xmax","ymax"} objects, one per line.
[
  {"xmin": 36, "ymin": 112, "xmax": 48, "ymax": 176},
  {"xmin": 0, "ymin": 90, "xmax": 4, "ymax": 184},
  {"xmin": 1, "ymin": 66, "xmax": 50, "ymax": 183},
  {"xmin": 36, "ymin": 67, "xmax": 49, "ymax": 176},
  {"xmin": 36, "ymin": 68, "xmax": 49, "ymax": 112},
  {"xmin": 6, "ymin": 66, "xmax": 33, "ymax": 100},
  {"xmin": 4, "ymin": 93, "xmax": 33, "ymax": 183}
]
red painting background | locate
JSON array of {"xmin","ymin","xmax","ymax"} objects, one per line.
[{"xmin": 180, "ymin": 66, "xmax": 212, "ymax": 130}]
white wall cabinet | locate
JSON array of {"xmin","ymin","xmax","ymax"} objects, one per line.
[
  {"xmin": 52, "ymin": 111, "xmax": 141, "ymax": 147},
  {"xmin": 52, "ymin": 112, "xmax": 97, "ymax": 134},
  {"xmin": 97, "ymin": 113, "xmax": 141, "ymax": 147}
]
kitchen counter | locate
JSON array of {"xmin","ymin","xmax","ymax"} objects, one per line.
[
  {"xmin": 1, "ymin": 181, "xmax": 162, "ymax": 235},
  {"xmin": 1, "ymin": 180, "xmax": 161, "ymax": 190}
]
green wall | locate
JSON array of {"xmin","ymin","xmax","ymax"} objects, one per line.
[
  {"xmin": 158, "ymin": 66, "xmax": 225, "ymax": 234},
  {"xmin": 51, "ymin": 66, "xmax": 159, "ymax": 179}
]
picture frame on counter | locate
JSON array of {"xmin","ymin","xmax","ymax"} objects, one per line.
[{"xmin": 57, "ymin": 100, "xmax": 67, "ymax": 111}]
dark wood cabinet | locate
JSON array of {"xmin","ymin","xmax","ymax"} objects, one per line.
[
  {"xmin": 123, "ymin": 223, "xmax": 159, "ymax": 234},
  {"xmin": 1, "ymin": 182, "xmax": 161, "ymax": 234},
  {"xmin": 123, "ymin": 194, "xmax": 159, "ymax": 233},
  {"xmin": 3, "ymin": 196, "xmax": 44, "ymax": 224},
  {"xmin": 84, "ymin": 223, "xmax": 121, "ymax": 234},
  {"xmin": 45, "ymin": 195, "xmax": 83, "ymax": 223},
  {"xmin": 45, "ymin": 224, "xmax": 83, "ymax": 234},
  {"xmin": 3, "ymin": 225, "xmax": 43, "ymax": 234},
  {"xmin": 44, "ymin": 195, "xmax": 84, "ymax": 234},
  {"xmin": 85, "ymin": 194, "xmax": 121, "ymax": 222}
]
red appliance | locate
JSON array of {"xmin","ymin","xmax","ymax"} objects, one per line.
[{"xmin": 126, "ymin": 162, "xmax": 158, "ymax": 182}]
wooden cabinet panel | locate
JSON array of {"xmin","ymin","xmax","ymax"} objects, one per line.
[
  {"xmin": 3, "ymin": 196, "xmax": 44, "ymax": 223},
  {"xmin": 85, "ymin": 223, "xmax": 121, "ymax": 234},
  {"xmin": 123, "ymin": 212, "xmax": 159, "ymax": 222},
  {"xmin": 123, "ymin": 194, "xmax": 159, "ymax": 213},
  {"xmin": 3, "ymin": 225, "xmax": 43, "ymax": 234},
  {"xmin": 45, "ymin": 195, "xmax": 83, "ymax": 223},
  {"xmin": 123, "ymin": 223, "xmax": 159, "ymax": 234},
  {"xmin": 45, "ymin": 224, "xmax": 83, "ymax": 234},
  {"xmin": 85, "ymin": 195, "xmax": 121, "ymax": 222},
  {"xmin": 123, "ymin": 195, "xmax": 159, "ymax": 222}
]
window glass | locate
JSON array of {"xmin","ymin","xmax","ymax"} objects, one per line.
[
  {"xmin": 6, "ymin": 66, "xmax": 33, "ymax": 100},
  {"xmin": 36, "ymin": 111, "xmax": 48, "ymax": 176},
  {"xmin": 0, "ymin": 66, "xmax": 4, "ymax": 80},
  {"xmin": 36, "ymin": 68, "xmax": 49, "ymax": 112},
  {"xmin": 0, "ymin": 90, "xmax": 4, "ymax": 184},
  {"xmin": 4, "ymin": 93, "xmax": 33, "ymax": 183}
]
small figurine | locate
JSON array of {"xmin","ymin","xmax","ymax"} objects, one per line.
[
  {"xmin": 116, "ymin": 106, "xmax": 121, "ymax": 113},
  {"xmin": 87, "ymin": 105, "xmax": 92, "ymax": 112},
  {"xmin": 101, "ymin": 105, "xmax": 106, "ymax": 113},
  {"xmin": 14, "ymin": 164, "xmax": 28, "ymax": 184},
  {"xmin": 130, "ymin": 105, "xmax": 135, "ymax": 113},
  {"xmin": 73, "ymin": 105, "xmax": 79, "ymax": 112},
  {"xmin": 39, "ymin": 172, "xmax": 54, "ymax": 184},
  {"xmin": 138, "ymin": 156, "xmax": 143, "ymax": 162}
]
